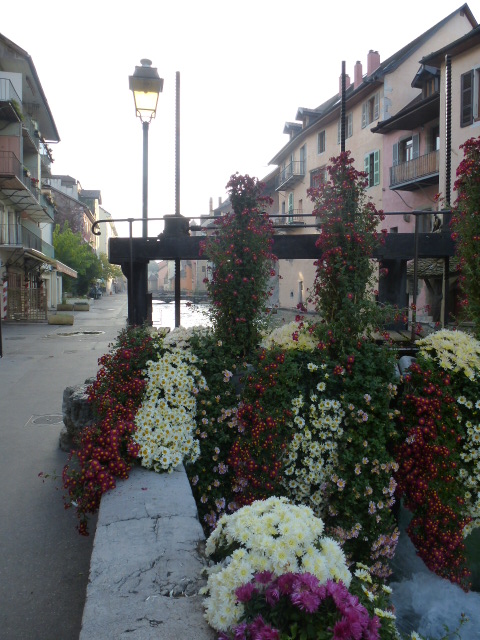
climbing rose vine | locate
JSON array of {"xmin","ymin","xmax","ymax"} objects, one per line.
[
  {"xmin": 307, "ymin": 151, "xmax": 387, "ymax": 356},
  {"xmin": 450, "ymin": 136, "xmax": 480, "ymax": 338},
  {"xmin": 200, "ymin": 173, "xmax": 277, "ymax": 358}
]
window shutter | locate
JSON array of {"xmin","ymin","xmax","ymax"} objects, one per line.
[
  {"xmin": 364, "ymin": 154, "xmax": 370, "ymax": 186},
  {"xmin": 337, "ymin": 120, "xmax": 341, "ymax": 144},
  {"xmin": 461, "ymin": 71, "xmax": 473, "ymax": 127},
  {"xmin": 412, "ymin": 134, "xmax": 420, "ymax": 159},
  {"xmin": 362, "ymin": 102, "xmax": 367, "ymax": 129},
  {"xmin": 288, "ymin": 192, "xmax": 294, "ymax": 221},
  {"xmin": 392, "ymin": 143, "xmax": 399, "ymax": 166},
  {"xmin": 348, "ymin": 114, "xmax": 353, "ymax": 137},
  {"xmin": 300, "ymin": 145, "xmax": 306, "ymax": 174},
  {"xmin": 374, "ymin": 150, "xmax": 380, "ymax": 185},
  {"xmin": 374, "ymin": 93, "xmax": 379, "ymax": 120}
]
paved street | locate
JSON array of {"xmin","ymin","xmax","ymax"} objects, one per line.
[{"xmin": 0, "ymin": 293, "xmax": 128, "ymax": 640}]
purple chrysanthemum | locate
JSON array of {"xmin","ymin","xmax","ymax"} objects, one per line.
[{"xmin": 235, "ymin": 582, "xmax": 258, "ymax": 603}]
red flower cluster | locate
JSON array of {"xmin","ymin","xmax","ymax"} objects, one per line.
[
  {"xmin": 228, "ymin": 350, "xmax": 288, "ymax": 506},
  {"xmin": 62, "ymin": 327, "xmax": 162, "ymax": 535},
  {"xmin": 395, "ymin": 363, "xmax": 472, "ymax": 589},
  {"xmin": 228, "ymin": 350, "xmax": 298, "ymax": 506},
  {"xmin": 450, "ymin": 136, "xmax": 480, "ymax": 337}
]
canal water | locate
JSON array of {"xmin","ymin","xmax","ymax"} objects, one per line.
[{"xmin": 152, "ymin": 299, "xmax": 211, "ymax": 330}]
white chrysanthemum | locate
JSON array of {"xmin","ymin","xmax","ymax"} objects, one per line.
[
  {"xmin": 203, "ymin": 497, "xmax": 351, "ymax": 631},
  {"xmin": 260, "ymin": 321, "xmax": 317, "ymax": 351},
  {"xmin": 134, "ymin": 347, "xmax": 205, "ymax": 473},
  {"xmin": 282, "ymin": 384, "xmax": 345, "ymax": 515},
  {"xmin": 417, "ymin": 329, "xmax": 480, "ymax": 381}
]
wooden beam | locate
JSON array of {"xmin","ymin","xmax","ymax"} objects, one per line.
[{"xmin": 108, "ymin": 232, "xmax": 455, "ymax": 265}]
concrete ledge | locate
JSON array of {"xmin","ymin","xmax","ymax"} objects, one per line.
[
  {"xmin": 74, "ymin": 303, "xmax": 90, "ymax": 311},
  {"xmin": 80, "ymin": 465, "xmax": 215, "ymax": 640},
  {"xmin": 48, "ymin": 313, "xmax": 74, "ymax": 325},
  {"xmin": 57, "ymin": 303, "xmax": 75, "ymax": 311}
]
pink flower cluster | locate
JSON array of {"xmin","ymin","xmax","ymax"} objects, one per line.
[{"xmin": 219, "ymin": 571, "xmax": 380, "ymax": 640}]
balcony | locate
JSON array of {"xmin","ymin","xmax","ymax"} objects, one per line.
[
  {"xmin": 0, "ymin": 78, "xmax": 23, "ymax": 121},
  {"xmin": 275, "ymin": 161, "xmax": 305, "ymax": 191},
  {"xmin": 0, "ymin": 150, "xmax": 53, "ymax": 223},
  {"xmin": 390, "ymin": 150, "xmax": 439, "ymax": 191},
  {"xmin": 272, "ymin": 209, "xmax": 306, "ymax": 228},
  {"xmin": 22, "ymin": 115, "xmax": 41, "ymax": 152},
  {"xmin": 0, "ymin": 223, "xmax": 54, "ymax": 259}
]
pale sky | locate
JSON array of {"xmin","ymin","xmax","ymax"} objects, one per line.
[{"xmin": 2, "ymin": 0, "xmax": 476, "ymax": 237}]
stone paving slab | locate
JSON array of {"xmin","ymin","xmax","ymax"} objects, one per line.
[{"xmin": 80, "ymin": 465, "xmax": 216, "ymax": 640}]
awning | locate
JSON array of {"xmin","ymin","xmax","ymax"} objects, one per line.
[
  {"xmin": 1, "ymin": 246, "xmax": 77, "ymax": 278},
  {"xmin": 54, "ymin": 260, "xmax": 77, "ymax": 278}
]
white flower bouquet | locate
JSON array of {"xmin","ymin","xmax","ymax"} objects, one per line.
[
  {"xmin": 134, "ymin": 347, "xmax": 208, "ymax": 472},
  {"xmin": 202, "ymin": 496, "xmax": 351, "ymax": 631}
]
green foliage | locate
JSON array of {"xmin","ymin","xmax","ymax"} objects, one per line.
[
  {"xmin": 53, "ymin": 222, "xmax": 103, "ymax": 294},
  {"xmin": 227, "ymin": 340, "xmax": 400, "ymax": 578},
  {"xmin": 98, "ymin": 251, "xmax": 123, "ymax": 282},
  {"xmin": 185, "ymin": 330, "xmax": 246, "ymax": 530}
]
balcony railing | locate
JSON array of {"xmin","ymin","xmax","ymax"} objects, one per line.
[
  {"xmin": 390, "ymin": 150, "xmax": 439, "ymax": 190},
  {"xmin": 272, "ymin": 209, "xmax": 306, "ymax": 227},
  {"xmin": 276, "ymin": 161, "xmax": 305, "ymax": 191},
  {"xmin": 0, "ymin": 224, "xmax": 54, "ymax": 259},
  {"xmin": 0, "ymin": 149, "xmax": 22, "ymax": 179},
  {"xmin": 0, "ymin": 151, "xmax": 53, "ymax": 223},
  {"xmin": 0, "ymin": 78, "xmax": 22, "ymax": 106},
  {"xmin": 22, "ymin": 116, "xmax": 40, "ymax": 151}
]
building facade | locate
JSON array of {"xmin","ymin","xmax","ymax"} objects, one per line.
[
  {"xmin": 0, "ymin": 33, "xmax": 76, "ymax": 320},
  {"xmin": 263, "ymin": 4, "xmax": 476, "ymax": 319}
]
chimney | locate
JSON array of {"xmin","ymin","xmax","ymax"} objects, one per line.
[
  {"xmin": 209, "ymin": 197, "xmax": 213, "ymax": 214},
  {"xmin": 367, "ymin": 50, "xmax": 381, "ymax": 76},
  {"xmin": 339, "ymin": 73, "xmax": 351, "ymax": 95},
  {"xmin": 354, "ymin": 61, "xmax": 363, "ymax": 88},
  {"xmin": 218, "ymin": 197, "xmax": 222, "ymax": 207}
]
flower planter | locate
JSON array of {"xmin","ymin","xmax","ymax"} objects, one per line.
[{"xmin": 48, "ymin": 313, "xmax": 74, "ymax": 326}]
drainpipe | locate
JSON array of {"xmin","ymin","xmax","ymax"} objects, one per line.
[
  {"xmin": 174, "ymin": 71, "xmax": 181, "ymax": 328},
  {"xmin": 443, "ymin": 54, "xmax": 452, "ymax": 327},
  {"xmin": 341, "ymin": 61, "xmax": 346, "ymax": 153}
]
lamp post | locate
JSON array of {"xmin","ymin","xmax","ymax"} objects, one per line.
[{"xmin": 128, "ymin": 59, "xmax": 163, "ymax": 324}]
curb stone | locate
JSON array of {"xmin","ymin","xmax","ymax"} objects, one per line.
[{"xmin": 80, "ymin": 465, "xmax": 216, "ymax": 640}]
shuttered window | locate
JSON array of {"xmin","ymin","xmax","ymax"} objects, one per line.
[
  {"xmin": 461, "ymin": 70, "xmax": 473, "ymax": 127},
  {"xmin": 364, "ymin": 150, "xmax": 380, "ymax": 187},
  {"xmin": 362, "ymin": 93, "xmax": 380, "ymax": 128}
]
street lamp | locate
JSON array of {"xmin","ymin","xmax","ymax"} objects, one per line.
[
  {"xmin": 129, "ymin": 59, "xmax": 164, "ymax": 239},
  {"xmin": 127, "ymin": 59, "xmax": 163, "ymax": 326}
]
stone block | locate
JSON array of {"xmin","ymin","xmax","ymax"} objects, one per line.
[{"xmin": 48, "ymin": 313, "xmax": 74, "ymax": 325}]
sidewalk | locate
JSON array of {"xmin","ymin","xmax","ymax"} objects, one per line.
[{"xmin": 0, "ymin": 293, "xmax": 129, "ymax": 640}]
